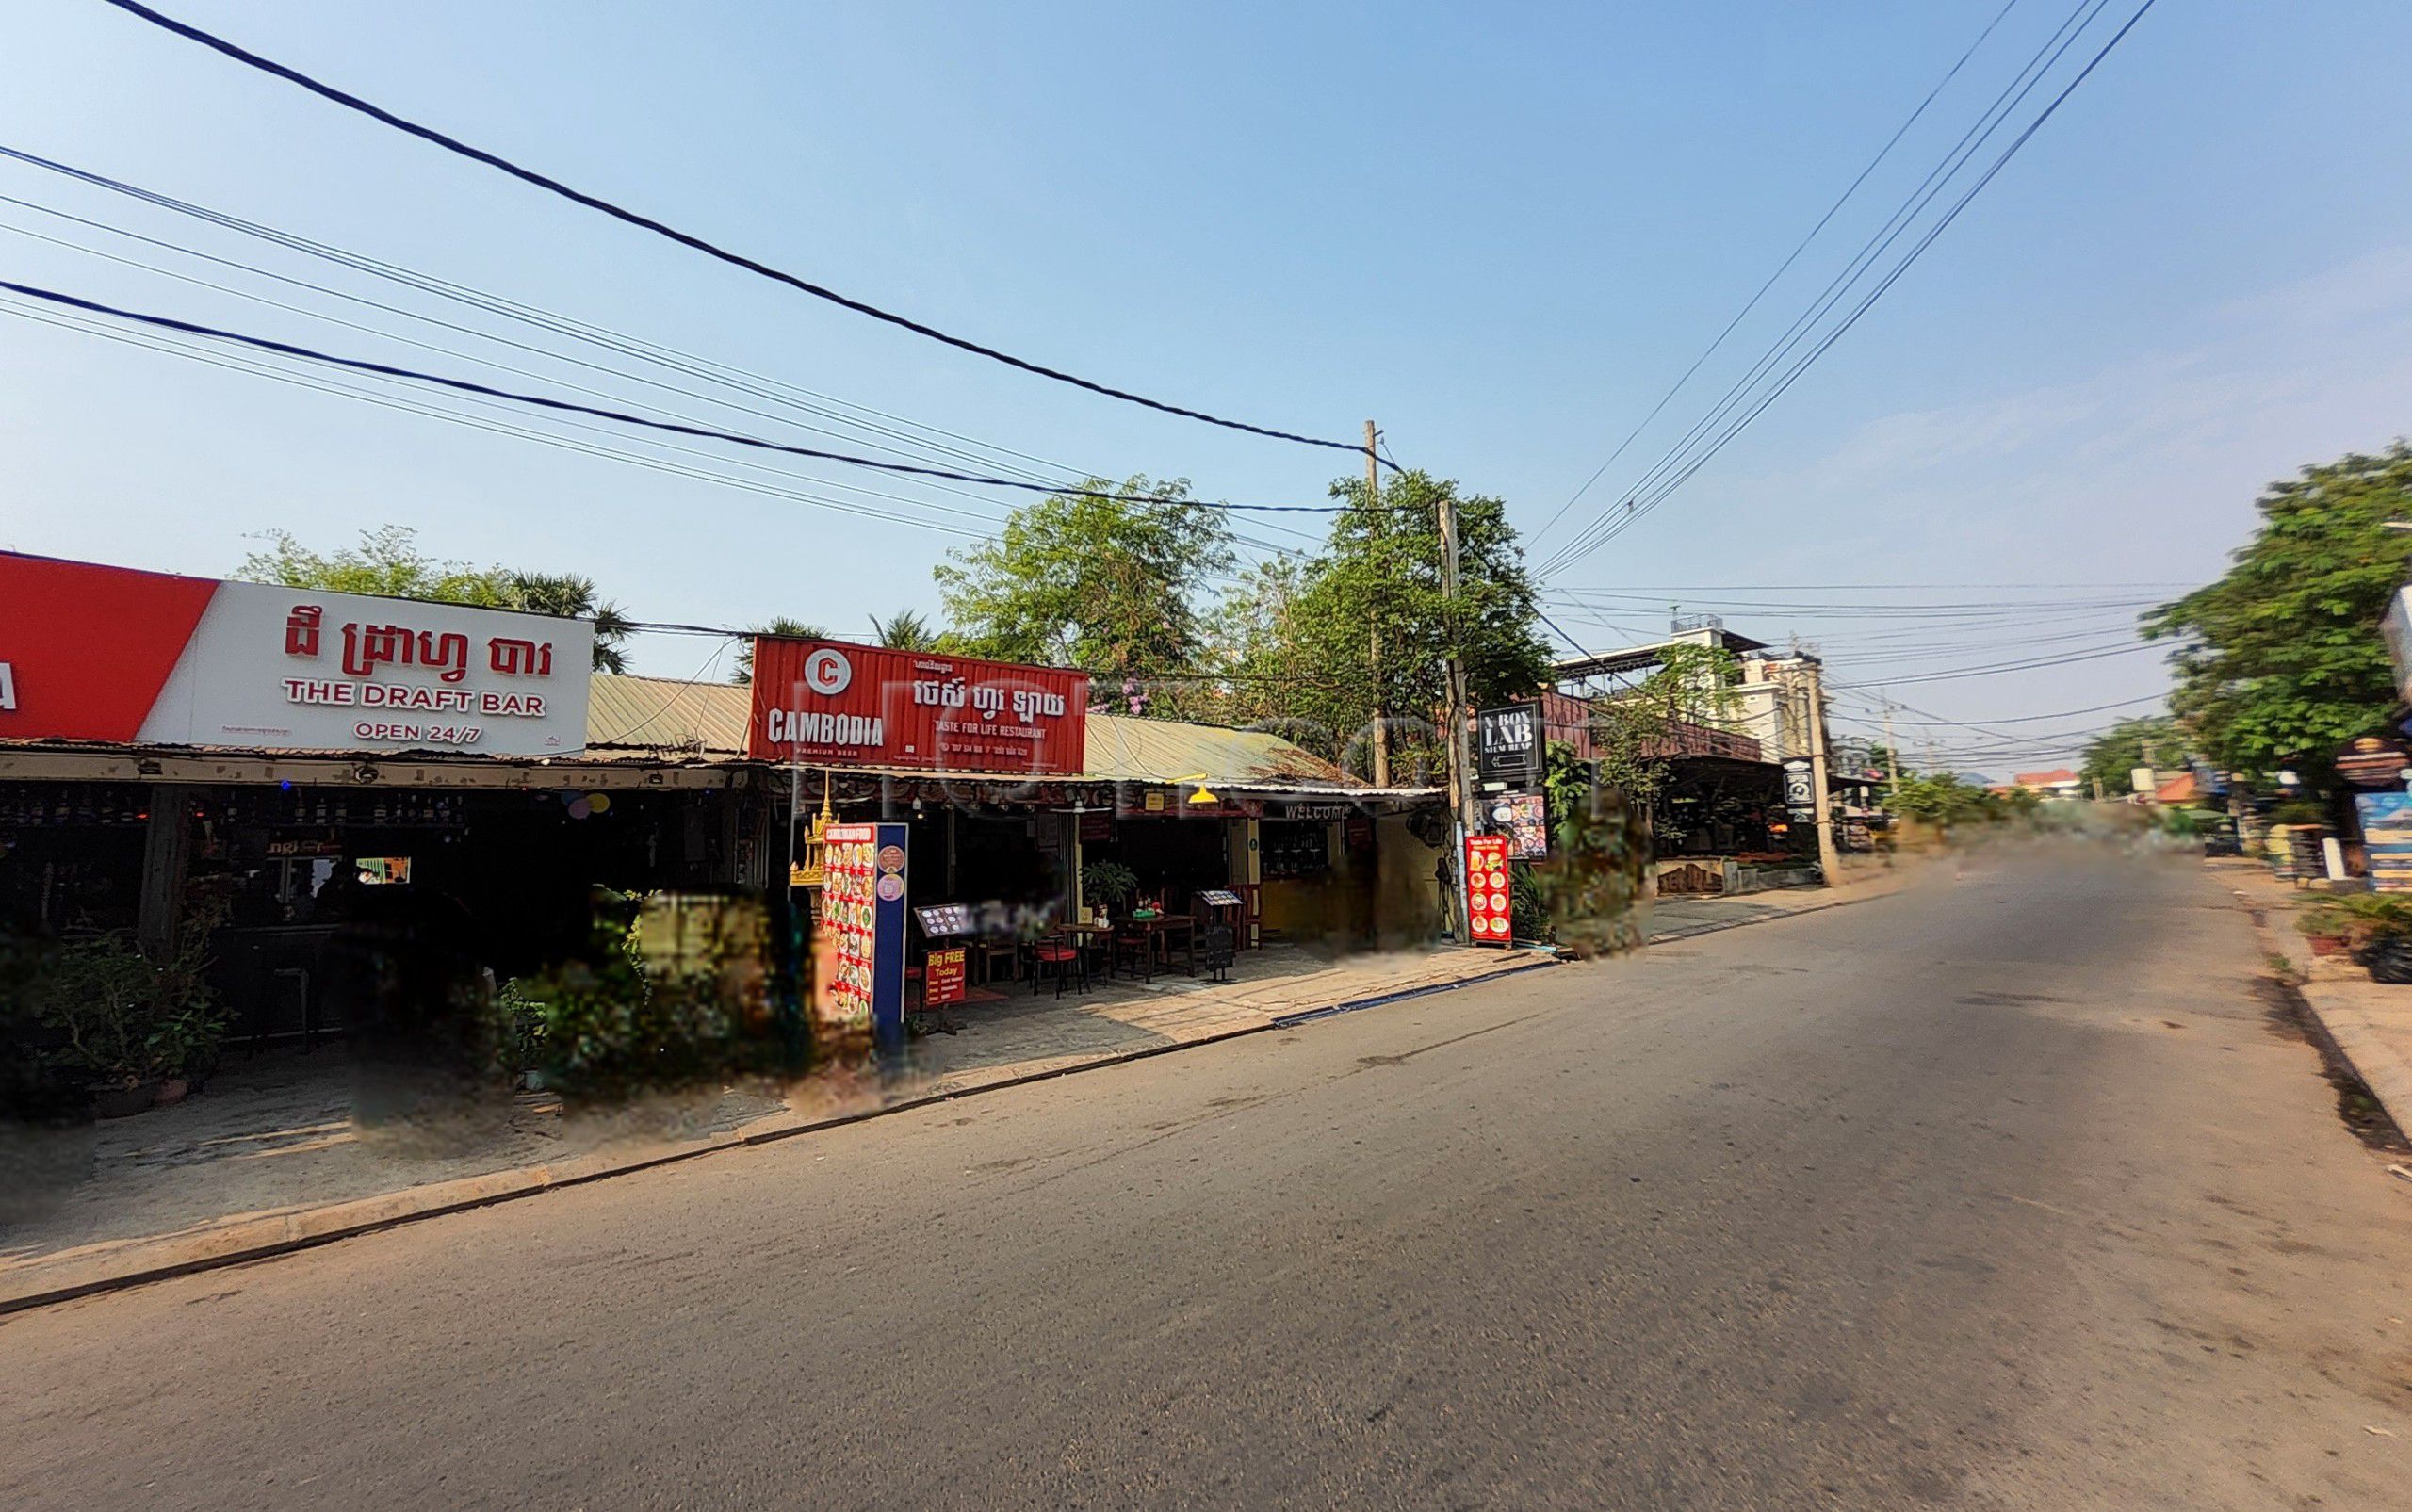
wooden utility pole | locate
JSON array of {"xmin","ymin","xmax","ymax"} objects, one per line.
[
  {"xmin": 1802, "ymin": 660, "xmax": 1843, "ymax": 886},
  {"xmin": 1440, "ymin": 479, "xmax": 1476, "ymax": 935},
  {"xmin": 1366, "ymin": 419, "xmax": 1390, "ymax": 788}
]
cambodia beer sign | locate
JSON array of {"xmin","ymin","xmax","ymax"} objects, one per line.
[
  {"xmin": 0, "ymin": 552, "xmax": 592, "ymax": 756},
  {"xmin": 746, "ymin": 637, "xmax": 1089, "ymax": 775}
]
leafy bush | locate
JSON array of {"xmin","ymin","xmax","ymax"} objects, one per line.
[
  {"xmin": 497, "ymin": 889, "xmax": 790, "ymax": 1099},
  {"xmin": 30, "ymin": 928, "xmax": 228, "ymax": 1089}
]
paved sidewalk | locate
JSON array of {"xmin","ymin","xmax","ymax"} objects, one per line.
[
  {"xmin": 2213, "ymin": 857, "xmax": 2412, "ymax": 1143},
  {"xmin": 2, "ymin": 940, "xmax": 1553, "ymax": 1312}
]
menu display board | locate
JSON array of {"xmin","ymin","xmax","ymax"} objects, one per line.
[
  {"xmin": 913, "ymin": 903, "xmax": 976, "ymax": 938},
  {"xmin": 816, "ymin": 821, "xmax": 910, "ymax": 1046},
  {"xmin": 924, "ymin": 946, "xmax": 968, "ymax": 1006},
  {"xmin": 1465, "ymin": 834, "xmax": 1513, "ymax": 945},
  {"xmin": 2357, "ymin": 793, "xmax": 2412, "ymax": 893},
  {"xmin": 1489, "ymin": 790, "xmax": 1549, "ymax": 860}
]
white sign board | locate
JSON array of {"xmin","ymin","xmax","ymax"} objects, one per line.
[{"xmin": 141, "ymin": 580, "xmax": 593, "ymax": 756}]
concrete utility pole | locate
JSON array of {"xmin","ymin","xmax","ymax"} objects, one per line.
[
  {"xmin": 1366, "ymin": 420, "xmax": 1389, "ymax": 789},
  {"xmin": 1881, "ymin": 696, "xmax": 1902, "ymax": 791},
  {"xmin": 1439, "ymin": 479, "xmax": 1476, "ymax": 935},
  {"xmin": 1802, "ymin": 661, "xmax": 1843, "ymax": 886}
]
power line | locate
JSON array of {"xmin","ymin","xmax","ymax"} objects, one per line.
[
  {"xmin": 0, "ymin": 275, "xmax": 1380, "ymax": 515},
  {"xmin": 1584, "ymin": 0, "xmax": 2158, "ymax": 562},
  {"xmin": 1528, "ymin": 0, "xmax": 2023, "ymax": 547},
  {"xmin": 1828, "ymin": 691, "xmax": 2166, "ymax": 734},
  {"xmin": 0, "ymin": 142, "xmax": 1097, "ymax": 490},
  {"xmin": 1539, "ymin": 0, "xmax": 2117, "ymax": 576},
  {"xmin": 1541, "ymin": 0, "xmax": 2157, "ymax": 575},
  {"xmin": 1549, "ymin": 0, "xmax": 2115, "ymax": 567},
  {"xmin": 0, "ymin": 294, "xmax": 993, "ymax": 538},
  {"xmin": 95, "ymin": 0, "xmax": 1377, "ymax": 463},
  {"xmin": 1869, "ymin": 640, "xmax": 2162, "ymax": 687},
  {"xmin": 0, "ymin": 144, "xmax": 1337, "ymax": 560}
]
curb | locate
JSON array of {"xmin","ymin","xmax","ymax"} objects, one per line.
[
  {"xmin": 2226, "ymin": 882, "xmax": 2412, "ymax": 1146},
  {"xmin": 1643, "ymin": 881, "xmax": 1906, "ymax": 944},
  {"xmin": 2, "ymin": 959, "xmax": 1558, "ymax": 1316},
  {"xmin": 1271, "ymin": 954, "xmax": 1559, "ymax": 1027}
]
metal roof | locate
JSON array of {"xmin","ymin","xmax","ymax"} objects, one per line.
[
  {"xmin": 584, "ymin": 675, "xmax": 1437, "ymax": 797},
  {"xmin": 586, "ymin": 674, "xmax": 753, "ymax": 756}
]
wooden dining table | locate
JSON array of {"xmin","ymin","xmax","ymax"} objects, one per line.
[{"xmin": 1115, "ymin": 914, "xmax": 1197, "ymax": 978}]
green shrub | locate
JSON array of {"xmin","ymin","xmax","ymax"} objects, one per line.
[
  {"xmin": 497, "ymin": 889, "xmax": 788, "ymax": 1099},
  {"xmin": 30, "ymin": 928, "xmax": 228, "ymax": 1089}
]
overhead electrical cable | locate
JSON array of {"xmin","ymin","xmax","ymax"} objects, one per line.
[
  {"xmin": 0, "ymin": 142, "xmax": 1100, "ymax": 491},
  {"xmin": 0, "ymin": 295, "xmax": 994, "ymax": 537},
  {"xmin": 1528, "ymin": 0, "xmax": 2023, "ymax": 547},
  {"xmin": 1538, "ymin": 0, "xmax": 2117, "ymax": 577},
  {"xmin": 1545, "ymin": 0, "xmax": 2115, "ymax": 569},
  {"xmin": 93, "ymin": 0, "xmax": 1377, "ymax": 463},
  {"xmin": 0, "ymin": 276, "xmax": 1378, "ymax": 515},
  {"xmin": 0, "ymin": 205, "xmax": 1299, "ymax": 569},
  {"xmin": 1540, "ymin": 0, "xmax": 2156, "ymax": 576}
]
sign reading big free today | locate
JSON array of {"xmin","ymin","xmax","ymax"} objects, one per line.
[{"xmin": 0, "ymin": 552, "xmax": 593, "ymax": 757}]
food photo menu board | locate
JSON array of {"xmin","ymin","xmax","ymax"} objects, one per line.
[
  {"xmin": 816, "ymin": 822, "xmax": 910, "ymax": 1047},
  {"xmin": 1465, "ymin": 833, "xmax": 1512, "ymax": 944}
]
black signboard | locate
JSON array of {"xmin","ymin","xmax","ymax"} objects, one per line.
[
  {"xmin": 1476, "ymin": 704, "xmax": 1546, "ymax": 790},
  {"xmin": 1782, "ymin": 756, "xmax": 1816, "ymax": 822}
]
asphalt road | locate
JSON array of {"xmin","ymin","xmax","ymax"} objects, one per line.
[{"xmin": 7, "ymin": 844, "xmax": 2412, "ymax": 1509}]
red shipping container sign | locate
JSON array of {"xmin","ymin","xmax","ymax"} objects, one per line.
[
  {"xmin": 1465, "ymin": 834, "xmax": 1513, "ymax": 945},
  {"xmin": 923, "ymin": 946, "xmax": 968, "ymax": 1006},
  {"xmin": 746, "ymin": 638, "xmax": 1089, "ymax": 776}
]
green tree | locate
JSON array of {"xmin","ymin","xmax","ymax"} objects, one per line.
[
  {"xmin": 1212, "ymin": 468, "xmax": 1552, "ymax": 775},
  {"xmin": 867, "ymin": 610, "xmax": 942, "ymax": 651},
  {"xmin": 935, "ymin": 476, "xmax": 1233, "ymax": 711},
  {"xmin": 236, "ymin": 527, "xmax": 633, "ymax": 671},
  {"xmin": 1587, "ymin": 643, "xmax": 1744, "ymax": 815},
  {"xmin": 501, "ymin": 572, "xmax": 635, "ymax": 675},
  {"xmin": 731, "ymin": 617, "xmax": 829, "ymax": 686},
  {"xmin": 2145, "ymin": 444, "xmax": 2411, "ymax": 774},
  {"xmin": 239, "ymin": 525, "xmax": 504, "ymax": 603},
  {"xmin": 1888, "ymin": 770, "xmax": 1999, "ymax": 826},
  {"xmin": 2078, "ymin": 714, "xmax": 2181, "ymax": 798}
]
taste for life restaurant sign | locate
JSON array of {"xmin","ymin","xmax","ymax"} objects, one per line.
[
  {"xmin": 746, "ymin": 637, "xmax": 1089, "ymax": 775},
  {"xmin": 0, "ymin": 553, "xmax": 592, "ymax": 756}
]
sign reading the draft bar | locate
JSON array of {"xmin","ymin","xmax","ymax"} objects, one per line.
[
  {"xmin": 0, "ymin": 552, "xmax": 592, "ymax": 756},
  {"xmin": 746, "ymin": 638, "xmax": 1088, "ymax": 775}
]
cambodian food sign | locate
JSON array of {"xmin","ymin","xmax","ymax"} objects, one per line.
[
  {"xmin": 1465, "ymin": 833, "xmax": 1513, "ymax": 945},
  {"xmin": 746, "ymin": 637, "xmax": 1088, "ymax": 775}
]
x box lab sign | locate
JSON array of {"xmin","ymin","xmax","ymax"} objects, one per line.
[
  {"xmin": 0, "ymin": 552, "xmax": 592, "ymax": 756},
  {"xmin": 746, "ymin": 636, "xmax": 1090, "ymax": 775},
  {"xmin": 1475, "ymin": 703, "xmax": 1546, "ymax": 790}
]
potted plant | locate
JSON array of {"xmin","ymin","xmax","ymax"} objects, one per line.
[
  {"xmin": 1080, "ymin": 860, "xmax": 1138, "ymax": 924},
  {"xmin": 2338, "ymin": 894, "xmax": 2412, "ymax": 983},
  {"xmin": 2294, "ymin": 901, "xmax": 2356, "ymax": 957},
  {"xmin": 34, "ymin": 927, "xmax": 230, "ymax": 1115}
]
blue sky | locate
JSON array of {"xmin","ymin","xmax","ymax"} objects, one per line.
[{"xmin": 4, "ymin": 1, "xmax": 2409, "ymax": 769}]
